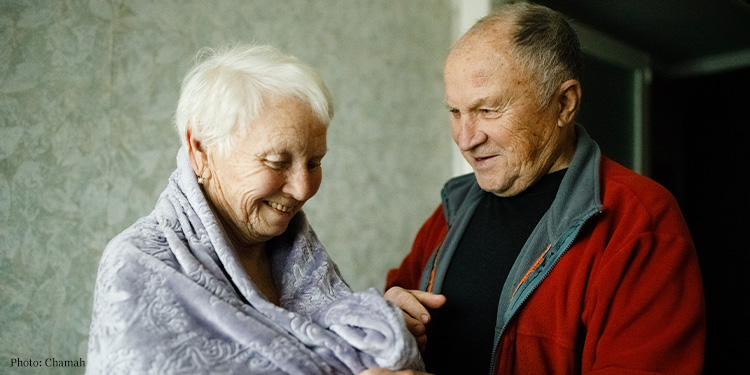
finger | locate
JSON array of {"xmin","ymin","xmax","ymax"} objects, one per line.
[
  {"xmin": 358, "ymin": 369, "xmax": 391, "ymax": 375},
  {"xmin": 410, "ymin": 290, "xmax": 447, "ymax": 310},
  {"xmin": 402, "ymin": 312, "xmax": 426, "ymax": 336},
  {"xmin": 359, "ymin": 369, "xmax": 394, "ymax": 375},
  {"xmin": 384, "ymin": 287, "xmax": 432, "ymax": 323},
  {"xmin": 401, "ymin": 312, "xmax": 428, "ymax": 351},
  {"xmin": 415, "ymin": 333, "xmax": 427, "ymax": 352}
]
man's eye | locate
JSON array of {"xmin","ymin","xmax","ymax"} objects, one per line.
[{"xmin": 480, "ymin": 108, "xmax": 501, "ymax": 118}]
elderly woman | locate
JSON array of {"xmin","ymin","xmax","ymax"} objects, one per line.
[{"xmin": 86, "ymin": 45, "xmax": 423, "ymax": 374}]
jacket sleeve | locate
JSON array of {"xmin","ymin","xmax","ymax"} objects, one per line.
[
  {"xmin": 583, "ymin": 228, "xmax": 706, "ymax": 374},
  {"xmin": 385, "ymin": 205, "xmax": 449, "ymax": 291}
]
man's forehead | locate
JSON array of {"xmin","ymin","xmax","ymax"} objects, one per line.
[
  {"xmin": 446, "ymin": 50, "xmax": 506, "ymax": 86},
  {"xmin": 469, "ymin": 64, "xmax": 501, "ymax": 87}
]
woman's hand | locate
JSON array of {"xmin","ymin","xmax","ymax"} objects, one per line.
[{"xmin": 383, "ymin": 286, "xmax": 446, "ymax": 351}]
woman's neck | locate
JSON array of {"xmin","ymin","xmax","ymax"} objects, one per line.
[
  {"xmin": 203, "ymin": 196, "xmax": 281, "ymax": 305},
  {"xmin": 236, "ymin": 242, "xmax": 281, "ymax": 306}
]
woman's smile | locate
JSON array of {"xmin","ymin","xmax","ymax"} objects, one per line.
[{"xmin": 265, "ymin": 200, "xmax": 294, "ymax": 214}]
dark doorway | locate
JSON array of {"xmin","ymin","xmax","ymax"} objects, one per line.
[
  {"xmin": 650, "ymin": 66, "xmax": 750, "ymax": 374},
  {"xmin": 577, "ymin": 53, "xmax": 637, "ymax": 170}
]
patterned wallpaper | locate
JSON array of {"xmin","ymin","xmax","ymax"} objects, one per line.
[{"xmin": 0, "ymin": 0, "xmax": 453, "ymax": 372}]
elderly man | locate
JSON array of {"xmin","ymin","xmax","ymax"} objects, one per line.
[{"xmin": 363, "ymin": 2, "xmax": 705, "ymax": 375}]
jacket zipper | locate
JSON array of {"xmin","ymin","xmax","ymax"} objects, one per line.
[
  {"xmin": 488, "ymin": 209, "xmax": 600, "ymax": 374},
  {"xmin": 426, "ymin": 243, "xmax": 441, "ymax": 293},
  {"xmin": 510, "ymin": 243, "xmax": 552, "ymax": 300}
]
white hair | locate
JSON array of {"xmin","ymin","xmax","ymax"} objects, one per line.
[{"xmin": 174, "ymin": 44, "xmax": 334, "ymax": 155}]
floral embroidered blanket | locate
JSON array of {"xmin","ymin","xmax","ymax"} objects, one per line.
[{"xmin": 86, "ymin": 148, "xmax": 423, "ymax": 374}]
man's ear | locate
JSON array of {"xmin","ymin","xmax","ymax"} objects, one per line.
[
  {"xmin": 556, "ymin": 79, "xmax": 582, "ymax": 127},
  {"xmin": 186, "ymin": 124, "xmax": 210, "ymax": 179}
]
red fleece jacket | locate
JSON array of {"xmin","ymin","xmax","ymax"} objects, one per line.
[{"xmin": 387, "ymin": 158, "xmax": 705, "ymax": 374}]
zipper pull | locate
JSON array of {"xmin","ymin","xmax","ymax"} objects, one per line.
[{"xmin": 511, "ymin": 243, "xmax": 552, "ymax": 300}]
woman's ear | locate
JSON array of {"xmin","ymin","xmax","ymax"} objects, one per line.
[
  {"xmin": 556, "ymin": 79, "xmax": 582, "ymax": 127},
  {"xmin": 186, "ymin": 124, "xmax": 210, "ymax": 179}
]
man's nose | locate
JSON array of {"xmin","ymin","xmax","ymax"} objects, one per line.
[{"xmin": 453, "ymin": 114, "xmax": 486, "ymax": 151}]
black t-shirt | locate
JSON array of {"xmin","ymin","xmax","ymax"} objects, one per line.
[{"xmin": 422, "ymin": 169, "xmax": 566, "ymax": 375}]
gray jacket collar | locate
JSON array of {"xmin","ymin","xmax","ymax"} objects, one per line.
[{"xmin": 424, "ymin": 124, "xmax": 603, "ymax": 318}]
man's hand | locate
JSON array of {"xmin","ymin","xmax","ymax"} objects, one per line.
[
  {"xmin": 359, "ymin": 369, "xmax": 433, "ymax": 375},
  {"xmin": 383, "ymin": 286, "xmax": 447, "ymax": 351}
]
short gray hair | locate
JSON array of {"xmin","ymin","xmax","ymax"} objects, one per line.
[
  {"xmin": 466, "ymin": 2, "xmax": 583, "ymax": 107},
  {"xmin": 174, "ymin": 44, "xmax": 333, "ymax": 155}
]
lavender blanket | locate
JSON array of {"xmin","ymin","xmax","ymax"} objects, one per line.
[{"xmin": 86, "ymin": 148, "xmax": 423, "ymax": 374}]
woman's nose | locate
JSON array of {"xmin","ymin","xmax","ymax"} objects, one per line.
[{"xmin": 284, "ymin": 168, "xmax": 314, "ymax": 202}]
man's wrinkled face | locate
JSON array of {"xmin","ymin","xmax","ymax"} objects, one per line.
[{"xmin": 444, "ymin": 30, "xmax": 567, "ymax": 197}]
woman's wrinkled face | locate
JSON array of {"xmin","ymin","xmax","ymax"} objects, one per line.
[{"xmin": 204, "ymin": 95, "xmax": 327, "ymax": 246}]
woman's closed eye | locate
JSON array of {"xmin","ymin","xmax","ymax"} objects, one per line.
[
  {"xmin": 264, "ymin": 159, "xmax": 288, "ymax": 170},
  {"xmin": 307, "ymin": 158, "xmax": 323, "ymax": 170},
  {"xmin": 264, "ymin": 158, "xmax": 322, "ymax": 171}
]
